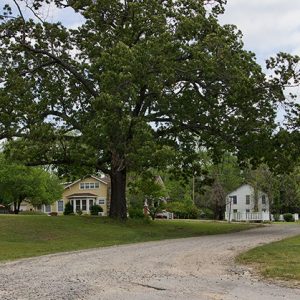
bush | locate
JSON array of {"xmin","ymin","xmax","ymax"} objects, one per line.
[
  {"xmin": 273, "ymin": 214, "xmax": 281, "ymax": 221},
  {"xmin": 49, "ymin": 212, "xmax": 58, "ymax": 216},
  {"xmin": 63, "ymin": 202, "xmax": 73, "ymax": 215},
  {"xmin": 283, "ymin": 213, "xmax": 294, "ymax": 222},
  {"xmin": 199, "ymin": 208, "xmax": 214, "ymax": 220},
  {"xmin": 166, "ymin": 201, "xmax": 200, "ymax": 219},
  {"xmin": 90, "ymin": 204, "xmax": 103, "ymax": 216},
  {"xmin": 19, "ymin": 210, "xmax": 46, "ymax": 215},
  {"xmin": 128, "ymin": 207, "xmax": 145, "ymax": 219}
]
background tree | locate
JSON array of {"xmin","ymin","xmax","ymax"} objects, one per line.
[
  {"xmin": 198, "ymin": 153, "xmax": 243, "ymax": 219},
  {"xmin": 0, "ymin": 0, "xmax": 282, "ymax": 219},
  {"xmin": 0, "ymin": 155, "xmax": 63, "ymax": 213}
]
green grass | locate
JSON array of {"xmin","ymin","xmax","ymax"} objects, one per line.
[
  {"xmin": 0, "ymin": 215, "xmax": 256, "ymax": 262},
  {"xmin": 237, "ymin": 235, "xmax": 300, "ymax": 281}
]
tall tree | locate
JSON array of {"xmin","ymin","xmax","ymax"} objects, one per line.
[{"xmin": 0, "ymin": 0, "xmax": 281, "ymax": 218}]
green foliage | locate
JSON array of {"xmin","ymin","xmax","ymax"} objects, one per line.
[
  {"xmin": 283, "ymin": 213, "xmax": 294, "ymax": 222},
  {"xmin": 90, "ymin": 204, "xmax": 103, "ymax": 216},
  {"xmin": 199, "ymin": 208, "xmax": 214, "ymax": 220},
  {"xmin": 63, "ymin": 202, "xmax": 74, "ymax": 215},
  {"xmin": 167, "ymin": 201, "xmax": 200, "ymax": 219},
  {"xmin": 0, "ymin": 0, "xmax": 284, "ymax": 218},
  {"xmin": 128, "ymin": 207, "xmax": 145, "ymax": 219},
  {"xmin": 19, "ymin": 211, "xmax": 46, "ymax": 216},
  {"xmin": 0, "ymin": 155, "xmax": 63, "ymax": 213}
]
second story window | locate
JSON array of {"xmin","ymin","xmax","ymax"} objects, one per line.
[
  {"xmin": 246, "ymin": 195, "xmax": 250, "ymax": 205},
  {"xmin": 262, "ymin": 195, "xmax": 266, "ymax": 205},
  {"xmin": 230, "ymin": 195, "xmax": 237, "ymax": 205},
  {"xmin": 80, "ymin": 182, "xmax": 100, "ymax": 189}
]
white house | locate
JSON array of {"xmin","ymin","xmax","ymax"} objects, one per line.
[{"xmin": 225, "ymin": 184, "xmax": 270, "ymax": 222}]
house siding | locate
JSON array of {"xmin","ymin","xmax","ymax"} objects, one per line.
[{"xmin": 226, "ymin": 184, "xmax": 269, "ymax": 215}]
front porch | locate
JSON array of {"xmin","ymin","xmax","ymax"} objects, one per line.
[
  {"xmin": 225, "ymin": 211, "xmax": 270, "ymax": 222},
  {"xmin": 68, "ymin": 193, "xmax": 97, "ymax": 214}
]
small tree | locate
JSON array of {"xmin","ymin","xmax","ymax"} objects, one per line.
[{"xmin": 0, "ymin": 155, "xmax": 63, "ymax": 214}]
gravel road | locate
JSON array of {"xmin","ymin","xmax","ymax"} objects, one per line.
[{"xmin": 0, "ymin": 224, "xmax": 299, "ymax": 300}]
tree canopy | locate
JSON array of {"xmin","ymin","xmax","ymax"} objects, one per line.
[
  {"xmin": 0, "ymin": 0, "xmax": 285, "ymax": 218},
  {"xmin": 0, "ymin": 155, "xmax": 63, "ymax": 213}
]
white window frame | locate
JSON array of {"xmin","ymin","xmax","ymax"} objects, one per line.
[
  {"xmin": 98, "ymin": 198, "xmax": 106, "ymax": 205},
  {"xmin": 57, "ymin": 200, "xmax": 64, "ymax": 212}
]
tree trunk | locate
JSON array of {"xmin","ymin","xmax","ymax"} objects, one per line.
[
  {"xmin": 109, "ymin": 167, "xmax": 127, "ymax": 219},
  {"xmin": 13, "ymin": 200, "xmax": 21, "ymax": 214}
]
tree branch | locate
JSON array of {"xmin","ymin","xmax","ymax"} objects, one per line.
[{"xmin": 22, "ymin": 44, "xmax": 99, "ymax": 97}]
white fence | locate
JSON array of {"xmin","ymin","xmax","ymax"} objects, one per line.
[{"xmin": 225, "ymin": 212, "xmax": 270, "ymax": 222}]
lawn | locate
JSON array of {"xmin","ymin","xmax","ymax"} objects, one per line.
[
  {"xmin": 0, "ymin": 215, "xmax": 256, "ymax": 261},
  {"xmin": 237, "ymin": 235, "xmax": 300, "ymax": 281}
]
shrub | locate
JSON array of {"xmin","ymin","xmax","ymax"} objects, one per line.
[
  {"xmin": 19, "ymin": 210, "xmax": 46, "ymax": 215},
  {"xmin": 49, "ymin": 212, "xmax": 58, "ymax": 216},
  {"xmin": 283, "ymin": 213, "xmax": 294, "ymax": 222},
  {"xmin": 199, "ymin": 208, "xmax": 214, "ymax": 220},
  {"xmin": 90, "ymin": 204, "xmax": 103, "ymax": 215},
  {"xmin": 63, "ymin": 202, "xmax": 73, "ymax": 215},
  {"xmin": 166, "ymin": 201, "xmax": 200, "ymax": 219},
  {"xmin": 273, "ymin": 214, "xmax": 280, "ymax": 221},
  {"xmin": 128, "ymin": 207, "xmax": 145, "ymax": 219}
]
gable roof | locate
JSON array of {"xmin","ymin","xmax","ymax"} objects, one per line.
[
  {"xmin": 227, "ymin": 183, "xmax": 266, "ymax": 197},
  {"xmin": 64, "ymin": 175, "xmax": 109, "ymax": 190}
]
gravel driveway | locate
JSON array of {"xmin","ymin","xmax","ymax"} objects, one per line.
[{"xmin": 0, "ymin": 224, "xmax": 299, "ymax": 300}]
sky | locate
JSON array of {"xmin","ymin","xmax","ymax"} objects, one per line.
[
  {"xmin": 5, "ymin": 0, "xmax": 300, "ymax": 68},
  {"xmin": 219, "ymin": 0, "xmax": 300, "ymax": 67}
]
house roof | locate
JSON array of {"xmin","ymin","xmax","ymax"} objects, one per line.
[
  {"xmin": 64, "ymin": 175, "xmax": 109, "ymax": 189},
  {"xmin": 67, "ymin": 193, "xmax": 98, "ymax": 198},
  {"xmin": 226, "ymin": 183, "xmax": 267, "ymax": 197}
]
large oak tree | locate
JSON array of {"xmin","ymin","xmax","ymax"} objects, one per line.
[{"xmin": 0, "ymin": 0, "xmax": 283, "ymax": 218}]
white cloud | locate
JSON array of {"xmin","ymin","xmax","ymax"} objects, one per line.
[{"xmin": 219, "ymin": 0, "xmax": 300, "ymax": 64}]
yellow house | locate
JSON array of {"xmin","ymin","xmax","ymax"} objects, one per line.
[{"xmin": 41, "ymin": 175, "xmax": 110, "ymax": 215}]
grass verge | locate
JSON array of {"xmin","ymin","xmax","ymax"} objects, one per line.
[
  {"xmin": 237, "ymin": 235, "xmax": 300, "ymax": 281},
  {"xmin": 0, "ymin": 215, "xmax": 256, "ymax": 262}
]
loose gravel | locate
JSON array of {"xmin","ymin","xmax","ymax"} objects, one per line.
[{"xmin": 0, "ymin": 224, "xmax": 299, "ymax": 300}]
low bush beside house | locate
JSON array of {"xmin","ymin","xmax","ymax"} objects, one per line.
[
  {"xmin": 283, "ymin": 213, "xmax": 294, "ymax": 222},
  {"xmin": 63, "ymin": 202, "xmax": 74, "ymax": 215},
  {"xmin": 90, "ymin": 204, "xmax": 103, "ymax": 216}
]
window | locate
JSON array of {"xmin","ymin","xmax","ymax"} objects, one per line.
[
  {"xmin": 246, "ymin": 195, "xmax": 250, "ymax": 205},
  {"xmin": 57, "ymin": 200, "xmax": 64, "ymax": 212},
  {"xmin": 246, "ymin": 209, "xmax": 250, "ymax": 213},
  {"xmin": 262, "ymin": 195, "xmax": 266, "ymax": 205},
  {"xmin": 45, "ymin": 205, "xmax": 51, "ymax": 213},
  {"xmin": 76, "ymin": 200, "xmax": 81, "ymax": 211},
  {"xmin": 89, "ymin": 200, "xmax": 94, "ymax": 209},
  {"xmin": 233, "ymin": 209, "xmax": 238, "ymax": 213},
  {"xmin": 80, "ymin": 182, "xmax": 99, "ymax": 189},
  {"xmin": 82, "ymin": 200, "xmax": 87, "ymax": 210},
  {"xmin": 99, "ymin": 199, "xmax": 105, "ymax": 205},
  {"xmin": 230, "ymin": 195, "xmax": 237, "ymax": 205}
]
